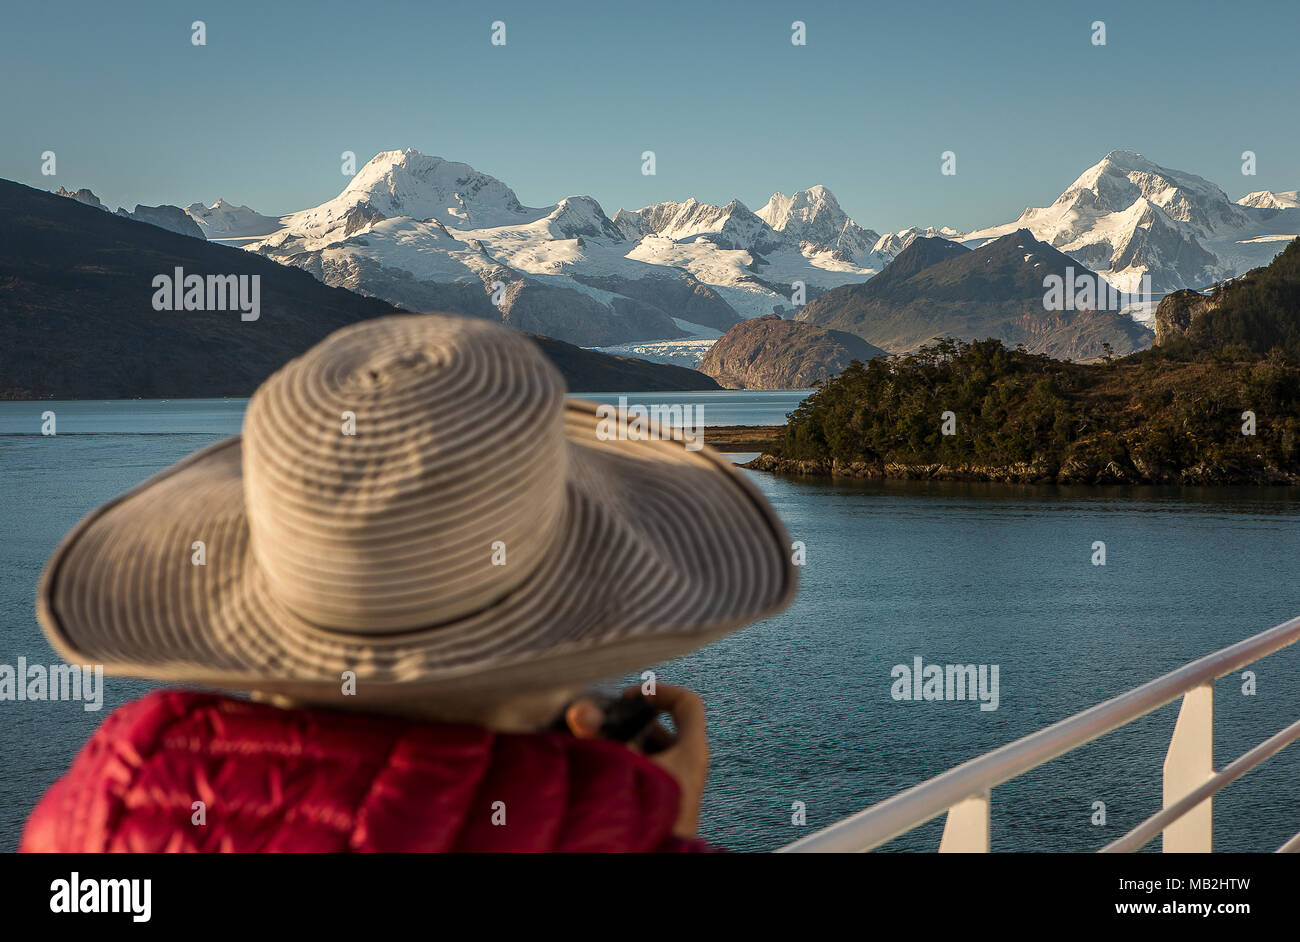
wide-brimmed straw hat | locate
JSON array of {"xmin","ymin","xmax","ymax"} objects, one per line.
[{"xmin": 36, "ymin": 314, "xmax": 796, "ymax": 704}]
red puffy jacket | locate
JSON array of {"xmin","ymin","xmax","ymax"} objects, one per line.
[{"xmin": 21, "ymin": 690, "xmax": 715, "ymax": 853}]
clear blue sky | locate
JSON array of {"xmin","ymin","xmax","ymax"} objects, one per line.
[{"xmin": 2, "ymin": 0, "xmax": 1297, "ymax": 232}]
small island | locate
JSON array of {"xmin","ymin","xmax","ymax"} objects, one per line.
[
  {"xmin": 747, "ymin": 239, "xmax": 1300, "ymax": 485},
  {"xmin": 697, "ymin": 313, "xmax": 887, "ymax": 390}
]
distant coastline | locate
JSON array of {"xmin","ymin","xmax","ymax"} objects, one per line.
[{"xmin": 742, "ymin": 452, "xmax": 1300, "ymax": 486}]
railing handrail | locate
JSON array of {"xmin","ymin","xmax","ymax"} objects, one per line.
[
  {"xmin": 779, "ymin": 613, "xmax": 1300, "ymax": 853},
  {"xmin": 1100, "ymin": 715, "xmax": 1300, "ymax": 852}
]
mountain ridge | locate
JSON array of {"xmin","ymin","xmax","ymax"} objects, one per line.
[
  {"xmin": 960, "ymin": 150, "xmax": 1300, "ymax": 295},
  {"xmin": 797, "ymin": 229, "xmax": 1154, "ymax": 360},
  {"xmin": 42, "ymin": 147, "xmax": 1300, "ymax": 352},
  {"xmin": 0, "ymin": 180, "xmax": 720, "ymax": 398},
  {"xmin": 245, "ymin": 149, "xmax": 890, "ymax": 341}
]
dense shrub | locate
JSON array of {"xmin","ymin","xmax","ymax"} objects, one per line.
[{"xmin": 777, "ymin": 337, "xmax": 1300, "ymax": 480}]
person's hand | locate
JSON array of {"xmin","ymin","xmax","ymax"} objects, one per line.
[
  {"xmin": 564, "ymin": 684, "xmax": 710, "ymax": 839},
  {"xmin": 639, "ymin": 685, "xmax": 709, "ymax": 838}
]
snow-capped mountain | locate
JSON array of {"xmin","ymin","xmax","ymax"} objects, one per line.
[
  {"xmin": 613, "ymin": 190, "xmax": 883, "ymax": 317},
  {"xmin": 960, "ymin": 150, "xmax": 1300, "ymax": 295},
  {"xmin": 184, "ymin": 199, "xmax": 281, "ymax": 240},
  {"xmin": 614, "ymin": 198, "xmax": 784, "ymax": 253},
  {"xmin": 1238, "ymin": 189, "xmax": 1300, "ymax": 211},
  {"xmin": 872, "ymin": 226, "xmax": 965, "ymax": 259},
  {"xmin": 250, "ymin": 151, "xmax": 741, "ymax": 345},
  {"xmin": 757, "ymin": 185, "xmax": 882, "ymax": 261},
  {"xmin": 248, "ymin": 149, "xmax": 887, "ymax": 345},
  {"xmin": 232, "ymin": 147, "xmax": 1297, "ymax": 348},
  {"xmin": 276, "ymin": 149, "xmax": 534, "ymax": 240}
]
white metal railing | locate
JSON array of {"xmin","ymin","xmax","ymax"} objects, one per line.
[{"xmin": 778, "ymin": 614, "xmax": 1300, "ymax": 853}]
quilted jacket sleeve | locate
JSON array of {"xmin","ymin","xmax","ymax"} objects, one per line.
[{"xmin": 21, "ymin": 689, "xmax": 723, "ymax": 853}]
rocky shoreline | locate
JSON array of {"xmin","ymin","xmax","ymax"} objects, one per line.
[{"xmin": 743, "ymin": 450, "xmax": 1300, "ymax": 486}]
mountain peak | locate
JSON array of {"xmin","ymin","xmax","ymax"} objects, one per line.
[
  {"xmin": 184, "ymin": 198, "xmax": 279, "ymax": 239},
  {"xmin": 1099, "ymin": 149, "xmax": 1153, "ymax": 170},
  {"xmin": 1238, "ymin": 189, "xmax": 1300, "ymax": 210},
  {"xmin": 546, "ymin": 195, "xmax": 623, "ymax": 240},
  {"xmin": 55, "ymin": 186, "xmax": 107, "ymax": 211},
  {"xmin": 1003, "ymin": 150, "xmax": 1247, "ymax": 277},
  {"xmin": 758, "ymin": 185, "xmax": 845, "ymax": 228},
  {"xmin": 757, "ymin": 185, "xmax": 878, "ymax": 259},
  {"xmin": 1000, "ymin": 227, "xmax": 1040, "ymax": 246},
  {"xmin": 1069, "ymin": 151, "xmax": 1229, "ymax": 208},
  {"xmin": 283, "ymin": 147, "xmax": 533, "ymax": 236},
  {"xmin": 361, "ymin": 146, "xmax": 425, "ymax": 169},
  {"xmin": 611, "ymin": 196, "xmax": 777, "ymax": 251},
  {"xmin": 863, "ymin": 236, "xmax": 971, "ymax": 293}
]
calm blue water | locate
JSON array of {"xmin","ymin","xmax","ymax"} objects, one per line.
[
  {"xmin": 579, "ymin": 390, "xmax": 810, "ymax": 426},
  {"xmin": 0, "ymin": 392, "xmax": 808, "ymax": 438},
  {"xmin": 2, "ymin": 398, "xmax": 1300, "ymax": 853}
]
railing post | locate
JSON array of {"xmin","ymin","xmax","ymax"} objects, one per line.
[
  {"xmin": 938, "ymin": 792, "xmax": 990, "ymax": 852},
  {"xmin": 1162, "ymin": 684, "xmax": 1214, "ymax": 852}
]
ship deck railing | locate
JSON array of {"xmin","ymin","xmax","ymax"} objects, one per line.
[{"xmin": 777, "ymin": 614, "xmax": 1300, "ymax": 853}]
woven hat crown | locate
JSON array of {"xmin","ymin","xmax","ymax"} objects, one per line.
[{"xmin": 241, "ymin": 316, "xmax": 569, "ymax": 633}]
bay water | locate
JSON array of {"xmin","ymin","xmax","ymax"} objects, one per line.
[{"xmin": 2, "ymin": 397, "xmax": 1299, "ymax": 852}]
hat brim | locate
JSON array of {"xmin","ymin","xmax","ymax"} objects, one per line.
[{"xmin": 37, "ymin": 399, "xmax": 796, "ymax": 702}]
